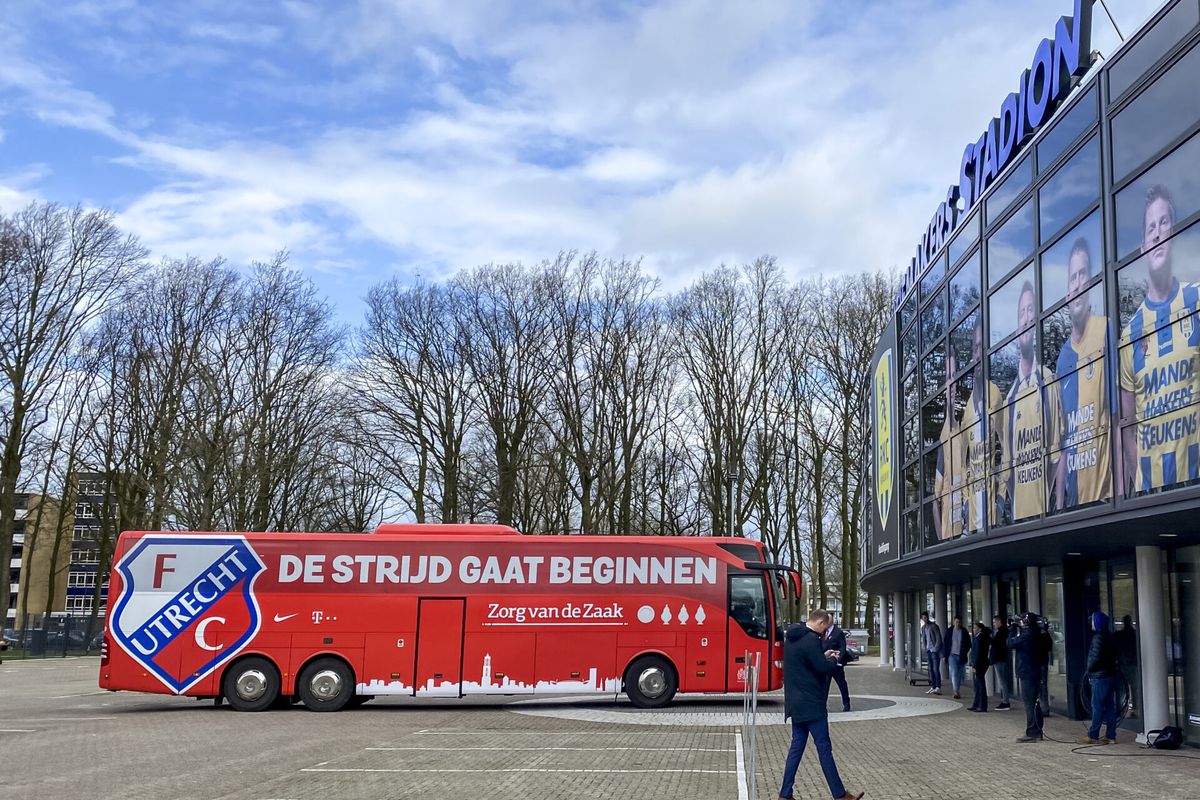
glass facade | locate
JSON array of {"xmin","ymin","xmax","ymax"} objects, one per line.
[
  {"xmin": 866, "ymin": 0, "xmax": 1200, "ymax": 738},
  {"xmin": 888, "ymin": 11, "xmax": 1200, "ymax": 550}
]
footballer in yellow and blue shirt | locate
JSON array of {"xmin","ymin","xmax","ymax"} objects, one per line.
[
  {"xmin": 934, "ymin": 352, "xmax": 964, "ymax": 540},
  {"xmin": 999, "ymin": 281, "xmax": 1062, "ymax": 522},
  {"xmin": 961, "ymin": 322, "xmax": 1002, "ymax": 532},
  {"xmin": 1119, "ymin": 185, "xmax": 1200, "ymax": 493},
  {"xmin": 1055, "ymin": 237, "xmax": 1112, "ymax": 509}
]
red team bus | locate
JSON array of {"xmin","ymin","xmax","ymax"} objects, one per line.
[{"xmin": 99, "ymin": 524, "xmax": 801, "ymax": 711}]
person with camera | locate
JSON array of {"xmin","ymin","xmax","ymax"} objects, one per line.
[
  {"xmin": 823, "ymin": 617, "xmax": 852, "ymax": 713},
  {"xmin": 920, "ymin": 611, "xmax": 943, "ymax": 695},
  {"xmin": 1008, "ymin": 612, "xmax": 1049, "ymax": 742},
  {"xmin": 1079, "ymin": 611, "xmax": 1121, "ymax": 745}
]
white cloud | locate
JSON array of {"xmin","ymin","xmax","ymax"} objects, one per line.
[{"xmin": 0, "ymin": 0, "xmax": 1179, "ymax": 313}]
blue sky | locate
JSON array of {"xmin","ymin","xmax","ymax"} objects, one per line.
[{"xmin": 0, "ymin": 0, "xmax": 1161, "ymax": 323}]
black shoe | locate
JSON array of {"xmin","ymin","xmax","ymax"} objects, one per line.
[
  {"xmin": 996, "ymin": 703, "xmax": 1011, "ymax": 710},
  {"xmin": 1015, "ymin": 735, "xmax": 1042, "ymax": 743},
  {"xmin": 842, "ymin": 705, "xmax": 851, "ymax": 712},
  {"xmin": 968, "ymin": 707, "xmax": 980, "ymax": 712}
]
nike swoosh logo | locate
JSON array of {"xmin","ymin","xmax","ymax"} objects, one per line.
[{"xmin": 273, "ymin": 613, "xmax": 298, "ymax": 623}]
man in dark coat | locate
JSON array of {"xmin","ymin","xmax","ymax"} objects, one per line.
[
  {"xmin": 823, "ymin": 619, "xmax": 852, "ymax": 712},
  {"xmin": 1009, "ymin": 612, "xmax": 1049, "ymax": 742},
  {"xmin": 778, "ymin": 609, "xmax": 864, "ymax": 800},
  {"xmin": 1079, "ymin": 611, "xmax": 1121, "ymax": 744},
  {"xmin": 968, "ymin": 621, "xmax": 991, "ymax": 712}
]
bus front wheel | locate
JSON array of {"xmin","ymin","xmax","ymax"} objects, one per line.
[
  {"xmin": 298, "ymin": 657, "xmax": 355, "ymax": 712},
  {"xmin": 624, "ymin": 655, "xmax": 677, "ymax": 709},
  {"xmin": 222, "ymin": 656, "xmax": 280, "ymax": 712}
]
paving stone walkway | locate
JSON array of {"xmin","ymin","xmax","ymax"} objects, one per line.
[{"xmin": 753, "ymin": 661, "xmax": 1200, "ymax": 800}]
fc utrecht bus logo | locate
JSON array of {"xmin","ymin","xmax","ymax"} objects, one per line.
[{"xmin": 110, "ymin": 535, "xmax": 266, "ymax": 694}]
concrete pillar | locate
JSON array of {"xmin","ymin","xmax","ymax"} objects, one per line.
[
  {"xmin": 1025, "ymin": 566, "xmax": 1040, "ymax": 614},
  {"xmin": 934, "ymin": 583, "xmax": 948, "ymax": 680},
  {"xmin": 1136, "ymin": 546, "xmax": 1169, "ymax": 742},
  {"xmin": 908, "ymin": 589, "xmax": 918, "ymax": 673},
  {"xmin": 981, "ymin": 574, "xmax": 996, "ymax": 693},
  {"xmin": 892, "ymin": 591, "xmax": 905, "ymax": 671},
  {"xmin": 878, "ymin": 594, "xmax": 891, "ymax": 667},
  {"xmin": 934, "ymin": 583, "xmax": 948, "ymax": 626}
]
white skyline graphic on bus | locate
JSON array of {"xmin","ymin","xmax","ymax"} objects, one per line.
[{"xmin": 357, "ymin": 653, "xmax": 622, "ymax": 697}]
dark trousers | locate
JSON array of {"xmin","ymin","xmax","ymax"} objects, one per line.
[
  {"xmin": 971, "ymin": 665, "xmax": 989, "ymax": 710},
  {"xmin": 830, "ymin": 665, "xmax": 850, "ymax": 709},
  {"xmin": 779, "ymin": 717, "xmax": 846, "ymax": 800},
  {"xmin": 1088, "ymin": 674, "xmax": 1118, "ymax": 740},
  {"xmin": 1020, "ymin": 675, "xmax": 1043, "ymax": 738},
  {"xmin": 995, "ymin": 657, "xmax": 1013, "ymax": 703}
]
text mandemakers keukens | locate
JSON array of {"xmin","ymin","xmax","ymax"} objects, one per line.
[
  {"xmin": 896, "ymin": 0, "xmax": 1094, "ymax": 308},
  {"xmin": 278, "ymin": 553, "xmax": 718, "ymax": 586}
]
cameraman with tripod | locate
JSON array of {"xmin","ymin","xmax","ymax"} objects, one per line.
[{"xmin": 1009, "ymin": 612, "xmax": 1051, "ymax": 742}]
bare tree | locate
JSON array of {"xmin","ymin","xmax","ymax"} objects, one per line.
[
  {"xmin": 0, "ymin": 203, "xmax": 144, "ymax": 625},
  {"xmin": 455, "ymin": 262, "xmax": 553, "ymax": 528},
  {"xmin": 356, "ymin": 280, "xmax": 474, "ymax": 524}
]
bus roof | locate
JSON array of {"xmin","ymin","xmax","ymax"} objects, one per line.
[{"xmin": 115, "ymin": 526, "xmax": 767, "ymax": 550}]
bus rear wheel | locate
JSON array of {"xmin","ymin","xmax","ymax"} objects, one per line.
[
  {"xmin": 298, "ymin": 657, "xmax": 354, "ymax": 712},
  {"xmin": 624, "ymin": 655, "xmax": 677, "ymax": 709},
  {"xmin": 222, "ymin": 656, "xmax": 280, "ymax": 712}
]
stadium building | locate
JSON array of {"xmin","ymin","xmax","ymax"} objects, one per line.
[{"xmin": 861, "ymin": 0, "xmax": 1200, "ymax": 744}]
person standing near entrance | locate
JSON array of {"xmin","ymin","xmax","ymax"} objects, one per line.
[
  {"xmin": 824, "ymin": 618, "xmax": 852, "ymax": 712},
  {"xmin": 920, "ymin": 611, "xmax": 943, "ymax": 695},
  {"xmin": 968, "ymin": 621, "xmax": 991, "ymax": 712},
  {"xmin": 1079, "ymin": 611, "xmax": 1121, "ymax": 745},
  {"xmin": 990, "ymin": 615, "xmax": 1013, "ymax": 710},
  {"xmin": 945, "ymin": 616, "xmax": 969, "ymax": 699},
  {"xmin": 778, "ymin": 609, "xmax": 865, "ymax": 800},
  {"xmin": 1009, "ymin": 612, "xmax": 1048, "ymax": 742}
]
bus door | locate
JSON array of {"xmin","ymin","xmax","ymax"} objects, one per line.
[
  {"xmin": 414, "ymin": 598, "xmax": 466, "ymax": 696},
  {"xmin": 725, "ymin": 573, "xmax": 771, "ymax": 692}
]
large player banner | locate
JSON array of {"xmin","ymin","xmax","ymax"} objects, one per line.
[{"xmin": 868, "ymin": 325, "xmax": 900, "ymax": 568}]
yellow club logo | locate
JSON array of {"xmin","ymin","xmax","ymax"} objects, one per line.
[{"xmin": 874, "ymin": 348, "xmax": 894, "ymax": 526}]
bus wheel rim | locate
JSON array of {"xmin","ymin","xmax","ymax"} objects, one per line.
[
  {"xmin": 310, "ymin": 669, "xmax": 344, "ymax": 700},
  {"xmin": 637, "ymin": 667, "xmax": 666, "ymax": 697},
  {"xmin": 236, "ymin": 669, "xmax": 268, "ymax": 701}
]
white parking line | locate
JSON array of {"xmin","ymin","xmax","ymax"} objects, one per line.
[
  {"xmin": 411, "ymin": 729, "xmax": 731, "ymax": 736},
  {"xmin": 0, "ymin": 717, "xmax": 114, "ymax": 722},
  {"xmin": 735, "ymin": 731, "xmax": 748, "ymax": 800},
  {"xmin": 302, "ymin": 768, "xmax": 736, "ymax": 774},
  {"xmin": 367, "ymin": 746, "xmax": 734, "ymax": 752},
  {"xmin": 0, "ymin": 729, "xmax": 36, "ymax": 733}
]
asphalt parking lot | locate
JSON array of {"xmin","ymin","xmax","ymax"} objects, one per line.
[
  {"xmin": 5, "ymin": 657, "xmax": 1200, "ymax": 800},
  {"xmin": 2, "ymin": 657, "xmax": 747, "ymax": 800}
]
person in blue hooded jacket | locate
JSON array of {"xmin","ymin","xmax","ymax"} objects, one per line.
[
  {"xmin": 1079, "ymin": 611, "xmax": 1121, "ymax": 745},
  {"xmin": 778, "ymin": 609, "xmax": 864, "ymax": 800}
]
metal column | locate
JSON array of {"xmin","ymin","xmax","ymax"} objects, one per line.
[
  {"xmin": 893, "ymin": 591, "xmax": 906, "ymax": 671},
  {"xmin": 879, "ymin": 594, "xmax": 891, "ymax": 667},
  {"xmin": 1025, "ymin": 566, "xmax": 1040, "ymax": 613},
  {"xmin": 981, "ymin": 574, "xmax": 996, "ymax": 694},
  {"xmin": 1135, "ymin": 546, "xmax": 1170, "ymax": 742}
]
